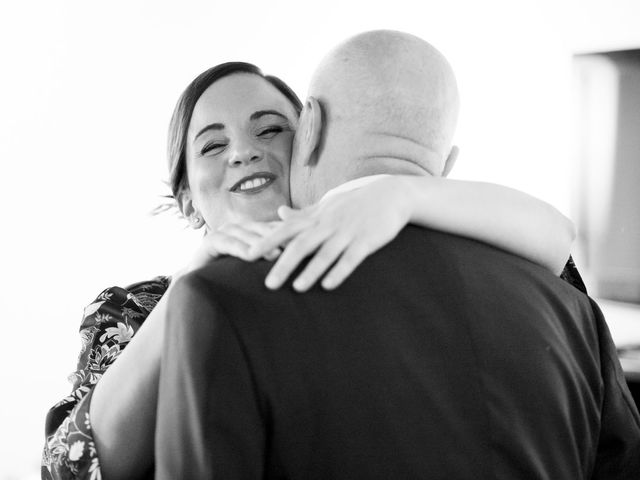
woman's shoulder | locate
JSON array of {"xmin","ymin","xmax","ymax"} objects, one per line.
[
  {"xmin": 85, "ymin": 276, "xmax": 171, "ymax": 318},
  {"xmin": 77, "ymin": 275, "xmax": 171, "ymax": 342},
  {"xmin": 121, "ymin": 275, "xmax": 172, "ymax": 311},
  {"xmin": 124, "ymin": 274, "xmax": 172, "ymax": 294},
  {"xmin": 70, "ymin": 276, "xmax": 172, "ymax": 390}
]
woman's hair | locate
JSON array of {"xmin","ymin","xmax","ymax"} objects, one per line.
[{"xmin": 167, "ymin": 62, "xmax": 303, "ymax": 199}]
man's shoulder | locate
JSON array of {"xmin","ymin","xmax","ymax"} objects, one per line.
[
  {"xmin": 387, "ymin": 226, "xmax": 528, "ymax": 277},
  {"xmin": 394, "ymin": 226, "xmax": 589, "ymax": 303},
  {"xmin": 191, "ymin": 255, "xmax": 271, "ymax": 283},
  {"xmin": 393, "ymin": 225, "xmax": 504, "ymax": 258},
  {"xmin": 170, "ymin": 256, "xmax": 275, "ymax": 306}
]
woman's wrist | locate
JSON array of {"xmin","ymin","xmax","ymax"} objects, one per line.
[{"xmin": 397, "ymin": 174, "xmax": 436, "ymax": 225}]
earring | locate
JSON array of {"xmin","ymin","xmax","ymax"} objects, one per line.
[{"xmin": 191, "ymin": 215, "xmax": 204, "ymax": 227}]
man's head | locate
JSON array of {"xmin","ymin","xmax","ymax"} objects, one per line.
[{"xmin": 289, "ymin": 30, "xmax": 460, "ymax": 207}]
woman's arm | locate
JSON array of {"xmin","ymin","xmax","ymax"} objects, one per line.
[
  {"xmin": 249, "ymin": 175, "xmax": 575, "ymax": 291},
  {"xmin": 88, "ymin": 223, "xmax": 280, "ymax": 480},
  {"xmin": 89, "ymin": 288, "xmax": 168, "ymax": 480},
  {"xmin": 43, "ymin": 221, "xmax": 279, "ymax": 479},
  {"xmin": 399, "ymin": 175, "xmax": 575, "ymax": 275},
  {"xmin": 42, "ymin": 278, "xmax": 169, "ymax": 480}
]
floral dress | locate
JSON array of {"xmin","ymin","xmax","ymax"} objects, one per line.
[
  {"xmin": 41, "ymin": 257, "xmax": 587, "ymax": 479},
  {"xmin": 41, "ymin": 276, "xmax": 170, "ymax": 480}
]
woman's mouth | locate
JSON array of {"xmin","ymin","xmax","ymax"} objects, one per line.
[{"xmin": 229, "ymin": 172, "xmax": 277, "ymax": 194}]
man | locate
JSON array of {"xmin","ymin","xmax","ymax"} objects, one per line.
[{"xmin": 155, "ymin": 30, "xmax": 640, "ymax": 478}]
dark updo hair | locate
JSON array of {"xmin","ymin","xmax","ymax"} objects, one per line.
[{"xmin": 167, "ymin": 62, "xmax": 303, "ymax": 199}]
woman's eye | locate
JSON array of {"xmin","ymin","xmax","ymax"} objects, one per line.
[
  {"xmin": 201, "ymin": 142, "xmax": 226, "ymax": 155},
  {"xmin": 257, "ymin": 126, "xmax": 284, "ymax": 139}
]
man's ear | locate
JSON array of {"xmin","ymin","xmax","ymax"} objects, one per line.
[
  {"xmin": 442, "ymin": 145, "xmax": 459, "ymax": 177},
  {"xmin": 294, "ymin": 97, "xmax": 323, "ymax": 167},
  {"xmin": 176, "ymin": 188, "xmax": 205, "ymax": 230}
]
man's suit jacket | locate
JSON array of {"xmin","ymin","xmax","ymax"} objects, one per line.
[{"xmin": 155, "ymin": 227, "xmax": 640, "ymax": 479}]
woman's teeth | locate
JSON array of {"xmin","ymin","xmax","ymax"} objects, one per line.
[{"xmin": 239, "ymin": 177, "xmax": 268, "ymax": 191}]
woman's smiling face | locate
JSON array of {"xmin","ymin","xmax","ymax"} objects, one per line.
[{"xmin": 185, "ymin": 73, "xmax": 299, "ymax": 229}]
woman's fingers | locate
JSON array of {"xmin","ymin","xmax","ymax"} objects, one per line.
[
  {"xmin": 218, "ymin": 223, "xmax": 263, "ymax": 243},
  {"xmin": 198, "ymin": 220, "xmax": 284, "ymax": 264},
  {"xmin": 263, "ymin": 248, "xmax": 283, "ymax": 262},
  {"xmin": 264, "ymin": 227, "xmax": 331, "ymax": 289},
  {"xmin": 249, "ymin": 217, "xmax": 312, "ymax": 259},
  {"xmin": 320, "ymin": 242, "xmax": 371, "ymax": 290},
  {"xmin": 277, "ymin": 205, "xmax": 300, "ymax": 220},
  {"xmin": 205, "ymin": 232, "xmax": 252, "ymax": 260},
  {"xmin": 215, "ymin": 222, "xmax": 279, "ymax": 260},
  {"xmin": 265, "ymin": 230, "xmax": 371, "ymax": 291},
  {"xmin": 258, "ymin": 178, "xmax": 411, "ymax": 291},
  {"xmin": 207, "ymin": 222, "xmax": 273, "ymax": 260},
  {"xmin": 291, "ymin": 235, "xmax": 350, "ymax": 292}
]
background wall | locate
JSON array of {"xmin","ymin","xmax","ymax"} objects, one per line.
[{"xmin": 1, "ymin": 0, "xmax": 639, "ymax": 477}]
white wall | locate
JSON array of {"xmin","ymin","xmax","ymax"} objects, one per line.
[{"xmin": 2, "ymin": 0, "xmax": 639, "ymax": 477}]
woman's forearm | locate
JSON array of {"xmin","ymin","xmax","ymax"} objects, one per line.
[
  {"xmin": 89, "ymin": 291, "xmax": 169, "ymax": 480},
  {"xmin": 399, "ymin": 175, "xmax": 575, "ymax": 275}
]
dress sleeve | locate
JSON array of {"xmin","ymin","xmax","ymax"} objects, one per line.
[
  {"xmin": 589, "ymin": 298, "xmax": 640, "ymax": 478},
  {"xmin": 41, "ymin": 276, "xmax": 170, "ymax": 480}
]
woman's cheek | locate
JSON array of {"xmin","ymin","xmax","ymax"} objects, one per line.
[
  {"xmin": 192, "ymin": 164, "xmax": 227, "ymax": 214},
  {"xmin": 195, "ymin": 161, "xmax": 226, "ymax": 193}
]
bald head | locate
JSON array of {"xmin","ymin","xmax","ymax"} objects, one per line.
[
  {"xmin": 290, "ymin": 30, "xmax": 460, "ymax": 206},
  {"xmin": 311, "ymin": 30, "xmax": 458, "ymax": 152}
]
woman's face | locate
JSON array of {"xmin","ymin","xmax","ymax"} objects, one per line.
[{"xmin": 185, "ymin": 73, "xmax": 299, "ymax": 229}]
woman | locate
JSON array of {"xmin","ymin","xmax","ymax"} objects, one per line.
[{"xmin": 42, "ymin": 62, "xmax": 581, "ymax": 480}]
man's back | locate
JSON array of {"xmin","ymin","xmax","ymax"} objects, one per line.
[{"xmin": 157, "ymin": 227, "xmax": 640, "ymax": 479}]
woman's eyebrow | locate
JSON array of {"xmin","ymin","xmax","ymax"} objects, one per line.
[
  {"xmin": 194, "ymin": 123, "xmax": 224, "ymax": 141},
  {"xmin": 250, "ymin": 110, "xmax": 288, "ymax": 122}
]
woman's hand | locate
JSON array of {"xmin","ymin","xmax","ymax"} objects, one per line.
[
  {"xmin": 179, "ymin": 221, "xmax": 283, "ymax": 277},
  {"xmin": 249, "ymin": 176, "xmax": 414, "ymax": 292}
]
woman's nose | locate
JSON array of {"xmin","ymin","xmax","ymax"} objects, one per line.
[{"xmin": 228, "ymin": 142, "xmax": 262, "ymax": 167}]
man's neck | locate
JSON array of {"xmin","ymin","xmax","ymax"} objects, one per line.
[
  {"xmin": 315, "ymin": 154, "xmax": 431, "ymax": 199},
  {"xmin": 345, "ymin": 156, "xmax": 429, "ymax": 179},
  {"xmin": 302, "ymin": 130, "xmax": 440, "ymax": 205}
]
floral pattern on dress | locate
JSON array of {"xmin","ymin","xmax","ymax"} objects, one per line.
[{"xmin": 41, "ymin": 276, "xmax": 170, "ymax": 480}]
